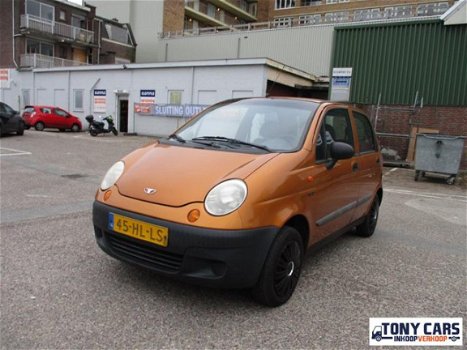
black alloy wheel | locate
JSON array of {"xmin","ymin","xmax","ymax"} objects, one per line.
[{"xmin": 253, "ymin": 226, "xmax": 304, "ymax": 307}]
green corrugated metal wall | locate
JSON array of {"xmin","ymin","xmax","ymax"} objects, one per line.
[{"xmin": 332, "ymin": 20, "xmax": 467, "ymax": 106}]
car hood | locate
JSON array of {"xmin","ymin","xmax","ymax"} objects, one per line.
[{"xmin": 116, "ymin": 143, "xmax": 278, "ymax": 207}]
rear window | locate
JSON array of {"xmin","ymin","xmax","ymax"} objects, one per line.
[
  {"xmin": 24, "ymin": 106, "xmax": 35, "ymax": 113},
  {"xmin": 40, "ymin": 107, "xmax": 52, "ymax": 114}
]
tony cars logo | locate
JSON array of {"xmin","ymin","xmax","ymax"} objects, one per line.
[{"xmin": 369, "ymin": 318, "xmax": 462, "ymax": 346}]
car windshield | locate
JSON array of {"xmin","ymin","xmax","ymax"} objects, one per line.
[{"xmin": 175, "ymin": 98, "xmax": 319, "ymax": 153}]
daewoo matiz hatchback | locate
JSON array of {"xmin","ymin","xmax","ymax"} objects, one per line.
[{"xmin": 93, "ymin": 98, "xmax": 383, "ymax": 306}]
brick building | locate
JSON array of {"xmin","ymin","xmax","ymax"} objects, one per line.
[
  {"xmin": 161, "ymin": 0, "xmax": 456, "ymax": 35},
  {"xmin": 0, "ymin": 0, "xmax": 136, "ymax": 69}
]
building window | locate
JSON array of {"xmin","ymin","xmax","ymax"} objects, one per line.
[
  {"xmin": 299, "ymin": 14, "xmax": 321, "ymax": 24},
  {"xmin": 354, "ymin": 8, "xmax": 381, "ymax": 21},
  {"xmin": 26, "ymin": 0, "xmax": 54, "ymax": 21},
  {"xmin": 417, "ymin": 2, "xmax": 449, "ymax": 16},
  {"xmin": 104, "ymin": 23, "xmax": 132, "ymax": 45},
  {"xmin": 276, "ymin": 0, "xmax": 295, "ymax": 9},
  {"xmin": 273, "ymin": 17, "xmax": 293, "ymax": 27},
  {"xmin": 384, "ymin": 6, "xmax": 412, "ymax": 19},
  {"xmin": 71, "ymin": 15, "xmax": 86, "ymax": 29},
  {"xmin": 326, "ymin": 0, "xmax": 338, "ymax": 4},
  {"xmin": 324, "ymin": 11, "xmax": 349, "ymax": 23},
  {"xmin": 73, "ymin": 89, "xmax": 84, "ymax": 110},
  {"xmin": 26, "ymin": 39, "xmax": 53, "ymax": 56},
  {"xmin": 59, "ymin": 10, "xmax": 66, "ymax": 21},
  {"xmin": 169, "ymin": 91, "xmax": 183, "ymax": 105}
]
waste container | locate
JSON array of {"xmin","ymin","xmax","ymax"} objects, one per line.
[{"xmin": 414, "ymin": 134, "xmax": 464, "ymax": 184}]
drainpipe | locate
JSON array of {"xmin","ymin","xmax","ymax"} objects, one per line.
[
  {"xmin": 89, "ymin": 78, "xmax": 101, "ymax": 116},
  {"xmin": 12, "ymin": 0, "xmax": 19, "ymax": 69}
]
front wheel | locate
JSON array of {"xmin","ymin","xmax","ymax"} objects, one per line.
[
  {"xmin": 17, "ymin": 122, "xmax": 25, "ymax": 136},
  {"xmin": 355, "ymin": 196, "xmax": 380, "ymax": 237},
  {"xmin": 71, "ymin": 124, "xmax": 80, "ymax": 132},
  {"xmin": 112, "ymin": 127, "xmax": 118, "ymax": 136},
  {"xmin": 252, "ymin": 226, "xmax": 304, "ymax": 307}
]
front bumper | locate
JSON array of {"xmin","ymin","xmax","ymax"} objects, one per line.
[{"xmin": 93, "ymin": 201, "xmax": 278, "ymax": 288}]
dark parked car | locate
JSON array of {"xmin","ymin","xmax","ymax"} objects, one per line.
[
  {"xmin": 0, "ymin": 102, "xmax": 25, "ymax": 136},
  {"xmin": 22, "ymin": 106, "xmax": 82, "ymax": 132}
]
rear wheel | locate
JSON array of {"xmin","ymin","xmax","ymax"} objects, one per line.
[
  {"xmin": 355, "ymin": 196, "xmax": 380, "ymax": 237},
  {"xmin": 252, "ymin": 226, "xmax": 303, "ymax": 307},
  {"xmin": 35, "ymin": 122, "xmax": 45, "ymax": 131},
  {"xmin": 71, "ymin": 124, "xmax": 80, "ymax": 132}
]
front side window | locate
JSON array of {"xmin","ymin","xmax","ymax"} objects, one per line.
[
  {"xmin": 354, "ymin": 111, "xmax": 376, "ymax": 153},
  {"xmin": 316, "ymin": 108, "xmax": 354, "ymax": 161},
  {"xmin": 55, "ymin": 108, "xmax": 68, "ymax": 117},
  {"xmin": 176, "ymin": 99, "xmax": 318, "ymax": 153}
]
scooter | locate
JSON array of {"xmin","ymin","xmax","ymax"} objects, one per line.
[{"xmin": 85, "ymin": 115, "xmax": 118, "ymax": 136}]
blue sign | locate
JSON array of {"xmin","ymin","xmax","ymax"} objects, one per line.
[
  {"xmin": 94, "ymin": 89, "xmax": 106, "ymax": 96},
  {"xmin": 140, "ymin": 90, "xmax": 156, "ymax": 97}
]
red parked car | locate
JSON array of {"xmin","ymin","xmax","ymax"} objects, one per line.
[{"xmin": 22, "ymin": 106, "xmax": 82, "ymax": 132}]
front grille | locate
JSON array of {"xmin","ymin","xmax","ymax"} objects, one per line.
[{"xmin": 105, "ymin": 231, "xmax": 183, "ymax": 272}]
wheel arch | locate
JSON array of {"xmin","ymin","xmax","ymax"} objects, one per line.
[
  {"xmin": 284, "ymin": 215, "xmax": 310, "ymax": 250},
  {"xmin": 377, "ymin": 187, "xmax": 383, "ymax": 205}
]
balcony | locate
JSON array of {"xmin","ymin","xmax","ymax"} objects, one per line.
[
  {"xmin": 185, "ymin": 1, "xmax": 228, "ymax": 27},
  {"xmin": 20, "ymin": 14, "xmax": 94, "ymax": 45},
  {"xmin": 20, "ymin": 54, "xmax": 88, "ymax": 69},
  {"xmin": 209, "ymin": 0, "xmax": 257, "ymax": 21}
]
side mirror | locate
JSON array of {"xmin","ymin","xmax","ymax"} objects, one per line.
[{"xmin": 327, "ymin": 142, "xmax": 354, "ymax": 169}]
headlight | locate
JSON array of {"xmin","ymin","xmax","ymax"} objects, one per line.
[
  {"xmin": 100, "ymin": 161, "xmax": 125, "ymax": 190},
  {"xmin": 205, "ymin": 179, "xmax": 247, "ymax": 216}
]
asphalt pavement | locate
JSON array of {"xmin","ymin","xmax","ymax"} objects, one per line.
[{"xmin": 1, "ymin": 130, "xmax": 466, "ymax": 349}]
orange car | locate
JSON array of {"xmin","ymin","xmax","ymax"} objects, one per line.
[{"xmin": 92, "ymin": 97, "xmax": 383, "ymax": 306}]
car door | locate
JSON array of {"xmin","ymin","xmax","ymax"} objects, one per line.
[
  {"xmin": 305, "ymin": 107, "xmax": 361, "ymax": 243},
  {"xmin": 349, "ymin": 109, "xmax": 382, "ymax": 222},
  {"xmin": 40, "ymin": 107, "xmax": 54, "ymax": 127},
  {"xmin": 54, "ymin": 108, "xmax": 70, "ymax": 129},
  {"xmin": 0, "ymin": 102, "xmax": 18, "ymax": 132}
]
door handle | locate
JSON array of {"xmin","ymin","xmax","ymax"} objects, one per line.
[{"xmin": 352, "ymin": 163, "xmax": 359, "ymax": 172}]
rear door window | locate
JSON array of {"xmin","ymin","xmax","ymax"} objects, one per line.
[{"xmin": 353, "ymin": 111, "xmax": 377, "ymax": 153}]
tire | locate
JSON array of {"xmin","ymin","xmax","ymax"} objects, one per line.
[
  {"xmin": 90, "ymin": 129, "xmax": 98, "ymax": 137},
  {"xmin": 252, "ymin": 226, "xmax": 304, "ymax": 307},
  {"xmin": 112, "ymin": 127, "xmax": 118, "ymax": 136},
  {"xmin": 35, "ymin": 122, "xmax": 45, "ymax": 131},
  {"xmin": 376, "ymin": 335, "xmax": 382, "ymax": 342},
  {"xmin": 17, "ymin": 122, "xmax": 25, "ymax": 136},
  {"xmin": 355, "ymin": 196, "xmax": 380, "ymax": 237},
  {"xmin": 71, "ymin": 124, "xmax": 80, "ymax": 132}
]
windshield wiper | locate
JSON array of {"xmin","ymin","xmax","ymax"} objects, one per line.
[
  {"xmin": 168, "ymin": 133, "xmax": 185, "ymax": 143},
  {"xmin": 192, "ymin": 136, "xmax": 271, "ymax": 152}
]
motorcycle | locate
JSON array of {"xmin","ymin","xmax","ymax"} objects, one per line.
[{"xmin": 85, "ymin": 115, "xmax": 118, "ymax": 137}]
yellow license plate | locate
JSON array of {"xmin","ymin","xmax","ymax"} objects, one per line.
[{"xmin": 108, "ymin": 213, "xmax": 169, "ymax": 247}]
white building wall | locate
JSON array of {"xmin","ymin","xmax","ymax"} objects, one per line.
[
  {"xmin": 159, "ymin": 25, "xmax": 335, "ymax": 76},
  {"xmin": 1, "ymin": 61, "xmax": 267, "ymax": 137}
]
